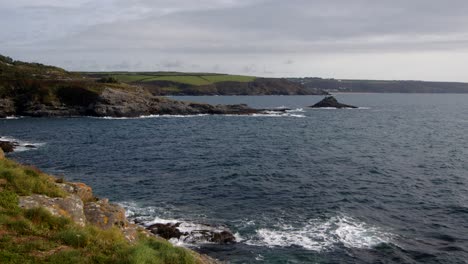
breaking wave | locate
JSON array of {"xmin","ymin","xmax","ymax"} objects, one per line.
[
  {"xmin": 244, "ymin": 216, "xmax": 395, "ymax": 252},
  {"xmin": 0, "ymin": 136, "xmax": 45, "ymax": 152}
]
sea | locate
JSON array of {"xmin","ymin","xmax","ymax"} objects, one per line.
[{"xmin": 1, "ymin": 94, "xmax": 468, "ymax": 263}]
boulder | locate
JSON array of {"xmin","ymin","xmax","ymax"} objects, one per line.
[
  {"xmin": 148, "ymin": 223, "xmax": 185, "ymax": 240},
  {"xmin": 19, "ymin": 194, "xmax": 86, "ymax": 227},
  {"xmin": 0, "ymin": 148, "xmax": 4, "ymax": 159},
  {"xmin": 211, "ymin": 231, "xmax": 236, "ymax": 244},
  {"xmin": 0, "ymin": 141, "xmax": 16, "ymax": 153},
  {"xmin": 310, "ymin": 96, "xmax": 357, "ymax": 109},
  {"xmin": 58, "ymin": 182, "xmax": 94, "ymax": 202},
  {"xmin": 144, "ymin": 221, "xmax": 236, "ymax": 245},
  {"xmin": 84, "ymin": 199, "xmax": 127, "ymax": 230}
]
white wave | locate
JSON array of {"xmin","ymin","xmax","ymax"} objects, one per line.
[
  {"xmin": 2, "ymin": 116, "xmax": 21, "ymax": 120},
  {"xmin": 0, "ymin": 136, "xmax": 45, "ymax": 152},
  {"xmin": 120, "ymin": 202, "xmax": 229, "ymax": 246},
  {"xmin": 96, "ymin": 112, "xmax": 305, "ymax": 119},
  {"xmin": 286, "ymin": 108, "xmax": 305, "ymax": 113},
  {"xmin": 97, "ymin": 114, "xmax": 210, "ymax": 120},
  {"xmin": 245, "ymin": 216, "xmax": 394, "ymax": 252}
]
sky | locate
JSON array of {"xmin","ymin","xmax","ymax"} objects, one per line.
[{"xmin": 1, "ymin": 0, "xmax": 468, "ymax": 81}]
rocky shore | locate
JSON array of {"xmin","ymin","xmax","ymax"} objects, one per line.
[
  {"xmin": 1, "ymin": 143, "xmax": 231, "ymax": 263},
  {"xmin": 0, "ymin": 87, "xmax": 267, "ymax": 118}
]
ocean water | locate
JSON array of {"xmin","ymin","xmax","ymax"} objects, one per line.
[{"xmin": 1, "ymin": 94, "xmax": 468, "ymax": 263}]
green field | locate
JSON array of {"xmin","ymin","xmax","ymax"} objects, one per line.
[{"xmin": 93, "ymin": 73, "xmax": 256, "ymax": 86}]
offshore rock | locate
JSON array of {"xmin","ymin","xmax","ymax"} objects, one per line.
[{"xmin": 310, "ymin": 96, "xmax": 358, "ymax": 109}]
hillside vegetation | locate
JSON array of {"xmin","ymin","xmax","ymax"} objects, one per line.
[
  {"xmin": 290, "ymin": 77, "xmax": 468, "ymax": 93},
  {"xmin": 0, "ymin": 154, "xmax": 208, "ymax": 264},
  {"xmin": 83, "ymin": 72, "xmax": 325, "ymax": 95}
]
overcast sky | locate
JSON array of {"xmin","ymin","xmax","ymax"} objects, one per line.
[{"xmin": 2, "ymin": 0, "xmax": 468, "ymax": 81}]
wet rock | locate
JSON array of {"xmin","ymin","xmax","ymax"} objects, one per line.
[
  {"xmin": 18, "ymin": 194, "xmax": 86, "ymax": 227},
  {"xmin": 24, "ymin": 145, "xmax": 37, "ymax": 149},
  {"xmin": 148, "ymin": 223, "xmax": 185, "ymax": 240},
  {"xmin": 84, "ymin": 199, "xmax": 128, "ymax": 230},
  {"xmin": 144, "ymin": 221, "xmax": 237, "ymax": 245},
  {"xmin": 0, "ymin": 141, "xmax": 16, "ymax": 153},
  {"xmin": 211, "ymin": 231, "xmax": 236, "ymax": 244},
  {"xmin": 310, "ymin": 96, "xmax": 357, "ymax": 109}
]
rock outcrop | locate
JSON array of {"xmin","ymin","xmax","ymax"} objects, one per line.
[
  {"xmin": 89, "ymin": 88, "xmax": 259, "ymax": 117},
  {"xmin": 145, "ymin": 221, "xmax": 236, "ymax": 245},
  {"xmin": 310, "ymin": 96, "xmax": 358, "ymax": 109},
  {"xmin": 19, "ymin": 194, "xmax": 86, "ymax": 227},
  {"xmin": 0, "ymin": 140, "xmax": 17, "ymax": 153},
  {"xmin": 0, "ymin": 98, "xmax": 15, "ymax": 118},
  {"xmin": 11, "ymin": 87, "xmax": 265, "ymax": 117}
]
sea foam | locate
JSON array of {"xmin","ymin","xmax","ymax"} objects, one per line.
[
  {"xmin": 0, "ymin": 136, "xmax": 45, "ymax": 152},
  {"xmin": 244, "ymin": 216, "xmax": 394, "ymax": 251}
]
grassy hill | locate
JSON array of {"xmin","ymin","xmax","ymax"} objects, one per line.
[
  {"xmin": 86, "ymin": 72, "xmax": 256, "ymax": 86},
  {"xmin": 82, "ymin": 72, "xmax": 322, "ymax": 95}
]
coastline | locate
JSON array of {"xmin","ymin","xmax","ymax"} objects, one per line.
[{"xmin": 0, "ymin": 146, "xmax": 222, "ymax": 264}]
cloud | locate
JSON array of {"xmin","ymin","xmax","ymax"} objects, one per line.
[{"xmin": 1, "ymin": 0, "xmax": 468, "ymax": 81}]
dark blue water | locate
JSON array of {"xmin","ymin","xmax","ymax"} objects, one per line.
[{"xmin": 2, "ymin": 94, "xmax": 468, "ymax": 263}]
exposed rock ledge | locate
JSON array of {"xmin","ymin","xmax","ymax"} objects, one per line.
[
  {"xmin": 6, "ymin": 87, "xmax": 270, "ymax": 118},
  {"xmin": 14, "ymin": 176, "xmax": 224, "ymax": 263}
]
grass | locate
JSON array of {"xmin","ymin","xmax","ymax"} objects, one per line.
[
  {"xmin": 105, "ymin": 73, "xmax": 256, "ymax": 86},
  {"xmin": 0, "ymin": 158, "xmax": 203, "ymax": 264},
  {"xmin": 0, "ymin": 159, "xmax": 66, "ymax": 198},
  {"xmin": 142, "ymin": 76, "xmax": 212, "ymax": 86}
]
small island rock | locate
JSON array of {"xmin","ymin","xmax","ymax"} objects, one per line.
[{"xmin": 310, "ymin": 96, "xmax": 357, "ymax": 109}]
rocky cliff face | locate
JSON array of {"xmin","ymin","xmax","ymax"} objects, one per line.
[
  {"xmin": 3, "ymin": 87, "xmax": 262, "ymax": 117},
  {"xmin": 0, "ymin": 98, "xmax": 15, "ymax": 118},
  {"xmin": 18, "ymin": 181, "xmax": 141, "ymax": 242}
]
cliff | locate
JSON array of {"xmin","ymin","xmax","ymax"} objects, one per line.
[
  {"xmin": 0, "ymin": 151, "xmax": 219, "ymax": 263},
  {"xmin": 0, "ymin": 55, "xmax": 286, "ymax": 118}
]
